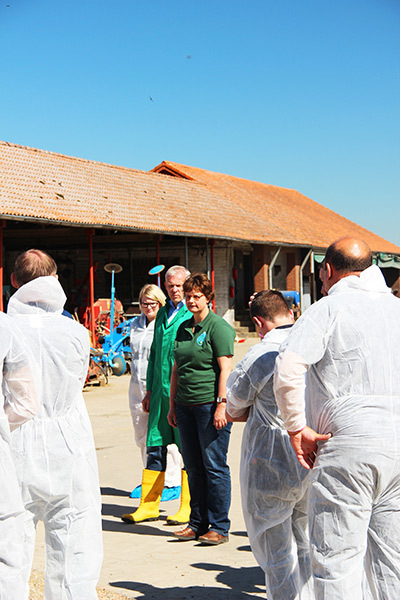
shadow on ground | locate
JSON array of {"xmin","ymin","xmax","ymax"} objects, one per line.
[
  {"xmin": 111, "ymin": 563, "xmax": 264, "ymax": 598},
  {"xmin": 101, "ymin": 487, "xmax": 130, "ymax": 497},
  {"xmin": 101, "ymin": 517, "xmax": 177, "ymax": 536}
]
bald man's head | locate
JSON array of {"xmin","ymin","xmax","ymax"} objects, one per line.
[
  {"xmin": 324, "ymin": 237, "xmax": 372, "ymax": 274},
  {"xmin": 12, "ymin": 249, "xmax": 57, "ymax": 288}
]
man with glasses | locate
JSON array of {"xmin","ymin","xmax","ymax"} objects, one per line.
[
  {"xmin": 122, "ymin": 265, "xmax": 191, "ymax": 524},
  {"xmin": 274, "ymin": 237, "xmax": 400, "ymax": 599}
]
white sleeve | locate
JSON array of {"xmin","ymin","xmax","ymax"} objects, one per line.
[
  {"xmin": 3, "ymin": 326, "xmax": 40, "ymax": 430},
  {"xmin": 226, "ymin": 366, "xmax": 255, "ymax": 418},
  {"xmin": 227, "ymin": 349, "xmax": 275, "ymax": 418},
  {"xmin": 273, "ymin": 350, "xmax": 308, "ymax": 432},
  {"xmin": 273, "ymin": 303, "xmax": 329, "ymax": 432}
]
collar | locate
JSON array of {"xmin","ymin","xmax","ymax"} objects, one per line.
[
  {"xmin": 184, "ymin": 309, "xmax": 213, "ymax": 330},
  {"xmin": 168, "ymin": 299, "xmax": 185, "ymax": 310}
]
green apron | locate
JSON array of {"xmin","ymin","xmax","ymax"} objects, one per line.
[{"xmin": 146, "ymin": 303, "xmax": 191, "ymax": 447}]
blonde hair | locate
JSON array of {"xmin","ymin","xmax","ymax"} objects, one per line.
[{"xmin": 139, "ymin": 284, "xmax": 166, "ymax": 309}]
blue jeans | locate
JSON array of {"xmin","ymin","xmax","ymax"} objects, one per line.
[
  {"xmin": 146, "ymin": 446, "xmax": 167, "ymax": 471},
  {"xmin": 176, "ymin": 402, "xmax": 232, "ymax": 536}
]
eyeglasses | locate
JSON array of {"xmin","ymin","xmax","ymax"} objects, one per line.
[
  {"xmin": 185, "ymin": 293, "xmax": 205, "ymax": 301},
  {"xmin": 142, "ymin": 302, "xmax": 158, "ymax": 308}
]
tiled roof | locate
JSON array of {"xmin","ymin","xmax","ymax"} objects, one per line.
[
  {"xmin": 153, "ymin": 161, "xmax": 400, "ymax": 253},
  {"xmin": 0, "ymin": 142, "xmax": 398, "ymax": 253}
]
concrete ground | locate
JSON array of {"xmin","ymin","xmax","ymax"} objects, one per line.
[{"xmin": 32, "ymin": 339, "xmax": 265, "ymax": 599}]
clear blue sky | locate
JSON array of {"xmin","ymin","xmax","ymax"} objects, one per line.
[{"xmin": 1, "ymin": 0, "xmax": 399, "ymax": 245}]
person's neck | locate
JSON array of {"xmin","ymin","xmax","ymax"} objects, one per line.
[
  {"xmin": 171, "ymin": 299, "xmax": 182, "ymax": 309},
  {"xmin": 262, "ymin": 316, "xmax": 293, "ymax": 336},
  {"xmin": 146, "ymin": 315, "xmax": 155, "ymax": 326},
  {"xmin": 193, "ymin": 306, "xmax": 209, "ymax": 324}
]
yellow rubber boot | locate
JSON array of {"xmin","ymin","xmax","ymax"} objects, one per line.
[
  {"xmin": 122, "ymin": 469, "xmax": 165, "ymax": 523},
  {"xmin": 167, "ymin": 469, "xmax": 191, "ymax": 525}
]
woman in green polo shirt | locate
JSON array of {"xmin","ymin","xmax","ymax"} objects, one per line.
[{"xmin": 167, "ymin": 273, "xmax": 236, "ymax": 545}]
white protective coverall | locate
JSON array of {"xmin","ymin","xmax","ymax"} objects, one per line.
[
  {"xmin": 274, "ymin": 265, "xmax": 400, "ymax": 600},
  {"xmin": 129, "ymin": 313, "xmax": 180, "ymax": 487},
  {"xmin": 8, "ymin": 276, "xmax": 103, "ymax": 600},
  {"xmin": 227, "ymin": 327, "xmax": 312, "ymax": 600},
  {"xmin": 0, "ymin": 312, "xmax": 39, "ymax": 600}
]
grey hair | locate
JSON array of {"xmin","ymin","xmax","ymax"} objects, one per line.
[{"xmin": 165, "ymin": 265, "xmax": 191, "ymax": 281}]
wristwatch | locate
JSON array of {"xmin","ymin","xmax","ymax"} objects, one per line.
[{"xmin": 216, "ymin": 397, "xmax": 227, "ymax": 403}]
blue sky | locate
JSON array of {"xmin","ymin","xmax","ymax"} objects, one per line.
[{"xmin": 1, "ymin": 0, "xmax": 399, "ymax": 245}]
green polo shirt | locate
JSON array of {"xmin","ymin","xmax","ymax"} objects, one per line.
[{"xmin": 174, "ymin": 310, "xmax": 236, "ymax": 405}]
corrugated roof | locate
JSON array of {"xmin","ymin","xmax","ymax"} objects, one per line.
[{"xmin": 0, "ymin": 141, "xmax": 398, "ymax": 253}]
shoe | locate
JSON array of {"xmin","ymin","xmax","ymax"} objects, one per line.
[
  {"xmin": 161, "ymin": 485, "xmax": 181, "ymax": 502},
  {"xmin": 121, "ymin": 469, "xmax": 165, "ymax": 523},
  {"xmin": 130, "ymin": 484, "xmax": 141, "ymax": 499},
  {"xmin": 198, "ymin": 531, "xmax": 229, "ymax": 545},
  {"xmin": 167, "ymin": 470, "xmax": 191, "ymax": 525},
  {"xmin": 131, "ymin": 485, "xmax": 182, "ymax": 502},
  {"xmin": 173, "ymin": 526, "xmax": 197, "ymax": 541}
]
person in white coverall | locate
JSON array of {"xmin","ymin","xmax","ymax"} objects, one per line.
[
  {"xmin": 226, "ymin": 290, "xmax": 312, "ymax": 600},
  {"xmin": 274, "ymin": 237, "xmax": 400, "ymax": 600},
  {"xmin": 129, "ymin": 283, "xmax": 181, "ymax": 495},
  {"xmin": 8, "ymin": 249, "xmax": 103, "ymax": 600},
  {"xmin": 0, "ymin": 312, "xmax": 39, "ymax": 600}
]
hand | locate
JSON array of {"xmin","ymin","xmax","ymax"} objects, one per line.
[
  {"xmin": 142, "ymin": 391, "xmax": 151, "ymax": 413},
  {"xmin": 248, "ymin": 293, "xmax": 256, "ymax": 309},
  {"xmin": 288, "ymin": 425, "xmax": 331, "ymax": 470},
  {"xmin": 167, "ymin": 404, "xmax": 177, "ymax": 428},
  {"xmin": 226, "ymin": 407, "xmax": 249, "ymax": 423},
  {"xmin": 214, "ymin": 403, "xmax": 228, "ymax": 430}
]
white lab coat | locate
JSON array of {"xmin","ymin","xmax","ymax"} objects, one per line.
[
  {"xmin": 0, "ymin": 312, "xmax": 39, "ymax": 600},
  {"xmin": 129, "ymin": 313, "xmax": 180, "ymax": 487},
  {"xmin": 227, "ymin": 327, "xmax": 312, "ymax": 600},
  {"xmin": 8, "ymin": 276, "xmax": 103, "ymax": 600},
  {"xmin": 274, "ymin": 266, "xmax": 400, "ymax": 600}
]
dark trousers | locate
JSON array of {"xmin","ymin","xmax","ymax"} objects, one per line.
[
  {"xmin": 146, "ymin": 445, "xmax": 167, "ymax": 471},
  {"xmin": 176, "ymin": 402, "xmax": 232, "ymax": 536}
]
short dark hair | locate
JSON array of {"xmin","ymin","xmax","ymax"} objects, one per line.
[
  {"xmin": 183, "ymin": 273, "xmax": 215, "ymax": 302},
  {"xmin": 250, "ymin": 290, "xmax": 290, "ymax": 321},
  {"xmin": 13, "ymin": 249, "xmax": 57, "ymax": 286},
  {"xmin": 324, "ymin": 243, "xmax": 372, "ymax": 273}
]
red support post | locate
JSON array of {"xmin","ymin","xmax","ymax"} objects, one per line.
[
  {"xmin": 211, "ymin": 239, "xmax": 215, "ymax": 312},
  {"xmin": 157, "ymin": 236, "xmax": 161, "ymax": 287},
  {"xmin": 86, "ymin": 228, "xmax": 96, "ymax": 345},
  {"xmin": 0, "ymin": 221, "xmax": 4, "ymax": 312}
]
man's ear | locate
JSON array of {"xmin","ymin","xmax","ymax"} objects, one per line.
[
  {"xmin": 252, "ymin": 315, "xmax": 263, "ymax": 329},
  {"xmin": 11, "ymin": 273, "xmax": 19, "ymax": 289},
  {"xmin": 325, "ymin": 262, "xmax": 333, "ymax": 279}
]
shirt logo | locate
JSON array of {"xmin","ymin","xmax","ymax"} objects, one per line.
[{"xmin": 197, "ymin": 332, "xmax": 207, "ymax": 346}]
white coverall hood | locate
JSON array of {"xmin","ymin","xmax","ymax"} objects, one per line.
[
  {"xmin": 274, "ymin": 264, "xmax": 400, "ymax": 599},
  {"xmin": 8, "ymin": 275, "xmax": 66, "ymax": 316},
  {"xmin": 227, "ymin": 327, "xmax": 312, "ymax": 600},
  {"xmin": 328, "ymin": 264, "xmax": 391, "ymax": 296},
  {"xmin": 8, "ymin": 275, "xmax": 103, "ymax": 599}
]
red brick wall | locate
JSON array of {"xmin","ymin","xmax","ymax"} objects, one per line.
[
  {"xmin": 286, "ymin": 250, "xmax": 300, "ymax": 291},
  {"xmin": 253, "ymin": 245, "xmax": 270, "ymax": 292}
]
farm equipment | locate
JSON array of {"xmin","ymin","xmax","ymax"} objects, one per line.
[
  {"xmin": 85, "ymin": 262, "xmax": 165, "ymax": 382},
  {"xmin": 89, "ymin": 263, "xmax": 133, "ymax": 377},
  {"xmin": 93, "ymin": 317, "xmax": 133, "ymax": 376}
]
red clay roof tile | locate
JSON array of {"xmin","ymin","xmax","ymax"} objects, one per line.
[{"xmin": 0, "ymin": 142, "xmax": 398, "ymax": 253}]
